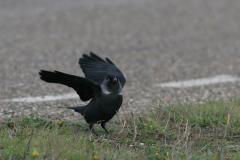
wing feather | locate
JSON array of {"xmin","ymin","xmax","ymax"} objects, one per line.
[
  {"xmin": 39, "ymin": 70, "xmax": 101, "ymax": 101},
  {"xmin": 79, "ymin": 52, "xmax": 126, "ymax": 86}
]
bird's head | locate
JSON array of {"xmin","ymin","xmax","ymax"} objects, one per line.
[
  {"xmin": 101, "ymin": 75, "xmax": 122, "ymax": 95},
  {"xmin": 106, "ymin": 75, "xmax": 118, "ymax": 84}
]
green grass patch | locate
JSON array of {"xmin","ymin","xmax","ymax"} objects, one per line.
[{"xmin": 1, "ymin": 98, "xmax": 240, "ymax": 159}]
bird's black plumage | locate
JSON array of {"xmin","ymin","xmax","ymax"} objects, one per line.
[
  {"xmin": 39, "ymin": 52, "xmax": 126, "ymax": 135},
  {"xmin": 79, "ymin": 52, "xmax": 126, "ymax": 87}
]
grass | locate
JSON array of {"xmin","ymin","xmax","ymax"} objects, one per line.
[{"xmin": 1, "ymin": 97, "xmax": 240, "ymax": 159}]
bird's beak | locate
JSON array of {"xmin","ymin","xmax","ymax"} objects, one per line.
[{"xmin": 112, "ymin": 77, "xmax": 117, "ymax": 83}]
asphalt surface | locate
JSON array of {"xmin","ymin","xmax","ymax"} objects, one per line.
[{"xmin": 1, "ymin": 0, "xmax": 240, "ymax": 120}]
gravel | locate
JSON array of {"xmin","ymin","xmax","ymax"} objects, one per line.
[{"xmin": 1, "ymin": 0, "xmax": 240, "ymax": 121}]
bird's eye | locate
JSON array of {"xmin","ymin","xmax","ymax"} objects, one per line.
[{"xmin": 107, "ymin": 78, "xmax": 110, "ymax": 81}]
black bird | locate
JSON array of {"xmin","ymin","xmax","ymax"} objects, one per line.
[{"xmin": 39, "ymin": 52, "xmax": 126, "ymax": 135}]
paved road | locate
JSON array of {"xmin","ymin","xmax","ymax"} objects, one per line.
[{"xmin": 1, "ymin": 0, "xmax": 240, "ymax": 120}]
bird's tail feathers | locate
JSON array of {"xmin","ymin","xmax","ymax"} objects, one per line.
[{"xmin": 67, "ymin": 106, "xmax": 87, "ymax": 116}]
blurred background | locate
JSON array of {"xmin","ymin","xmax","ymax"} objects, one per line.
[{"xmin": 1, "ymin": 0, "xmax": 240, "ymax": 119}]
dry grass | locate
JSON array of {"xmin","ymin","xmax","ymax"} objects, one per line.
[{"xmin": 1, "ymin": 97, "xmax": 240, "ymax": 159}]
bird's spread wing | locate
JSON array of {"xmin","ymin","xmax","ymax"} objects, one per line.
[
  {"xmin": 39, "ymin": 70, "xmax": 101, "ymax": 101},
  {"xmin": 79, "ymin": 52, "xmax": 126, "ymax": 87}
]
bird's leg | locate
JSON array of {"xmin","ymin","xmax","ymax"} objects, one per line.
[
  {"xmin": 89, "ymin": 123, "xmax": 98, "ymax": 136},
  {"xmin": 101, "ymin": 123, "xmax": 109, "ymax": 134}
]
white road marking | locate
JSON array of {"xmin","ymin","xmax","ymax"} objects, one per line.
[
  {"xmin": 154, "ymin": 75, "xmax": 240, "ymax": 88},
  {"xmin": 1, "ymin": 75, "xmax": 240, "ymax": 103},
  {"xmin": 1, "ymin": 93, "xmax": 79, "ymax": 103}
]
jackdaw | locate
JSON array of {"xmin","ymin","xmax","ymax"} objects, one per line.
[{"xmin": 39, "ymin": 52, "xmax": 126, "ymax": 135}]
